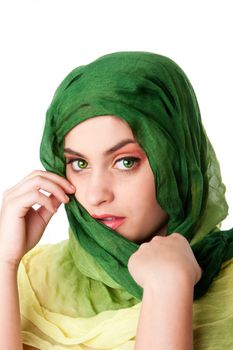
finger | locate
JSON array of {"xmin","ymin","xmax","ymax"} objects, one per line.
[
  {"xmin": 7, "ymin": 175, "xmax": 72, "ymax": 205},
  {"xmin": 36, "ymin": 193, "xmax": 62, "ymax": 224},
  {"xmin": 12, "ymin": 189, "xmax": 59, "ymax": 218},
  {"xmin": 4, "ymin": 170, "xmax": 44, "ymax": 194},
  {"xmin": 27, "ymin": 170, "xmax": 76, "ymax": 193},
  {"xmin": 151, "ymin": 235, "xmax": 164, "ymax": 242},
  {"xmin": 6, "ymin": 170, "xmax": 75, "ymax": 195}
]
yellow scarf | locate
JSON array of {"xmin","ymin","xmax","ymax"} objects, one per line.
[{"xmin": 18, "ymin": 235, "xmax": 233, "ymax": 349}]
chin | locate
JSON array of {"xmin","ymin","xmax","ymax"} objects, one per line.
[{"xmin": 118, "ymin": 231, "xmax": 144, "ymax": 244}]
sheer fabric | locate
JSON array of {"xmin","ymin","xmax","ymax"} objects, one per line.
[{"xmin": 19, "ymin": 237, "xmax": 233, "ymax": 349}]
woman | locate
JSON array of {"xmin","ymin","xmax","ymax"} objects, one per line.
[{"xmin": 0, "ymin": 51, "xmax": 232, "ymax": 349}]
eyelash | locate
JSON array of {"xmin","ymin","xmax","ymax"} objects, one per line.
[{"xmin": 66, "ymin": 156, "xmax": 141, "ymax": 173}]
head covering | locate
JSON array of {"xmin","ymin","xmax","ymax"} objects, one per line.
[{"xmin": 40, "ymin": 51, "xmax": 233, "ymax": 299}]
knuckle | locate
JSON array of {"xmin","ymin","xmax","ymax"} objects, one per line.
[
  {"xmin": 31, "ymin": 169, "xmax": 45, "ymax": 176},
  {"xmin": 151, "ymin": 236, "xmax": 163, "ymax": 246},
  {"xmin": 152, "ymin": 235, "xmax": 163, "ymax": 241},
  {"xmin": 32, "ymin": 175, "xmax": 44, "ymax": 189},
  {"xmin": 140, "ymin": 242, "xmax": 146, "ymax": 248},
  {"xmin": 172, "ymin": 232, "xmax": 182, "ymax": 239},
  {"xmin": 139, "ymin": 242, "xmax": 148, "ymax": 250}
]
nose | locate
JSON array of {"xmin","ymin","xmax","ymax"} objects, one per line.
[{"xmin": 85, "ymin": 170, "xmax": 114, "ymax": 206}]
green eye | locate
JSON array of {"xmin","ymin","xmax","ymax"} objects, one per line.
[
  {"xmin": 116, "ymin": 157, "xmax": 140, "ymax": 170},
  {"xmin": 72, "ymin": 159, "xmax": 88, "ymax": 170},
  {"xmin": 67, "ymin": 156, "xmax": 140, "ymax": 172}
]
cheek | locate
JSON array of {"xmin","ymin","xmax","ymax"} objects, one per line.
[
  {"xmin": 139, "ymin": 165, "xmax": 156, "ymax": 200},
  {"xmin": 129, "ymin": 167, "xmax": 156, "ymax": 211},
  {"xmin": 141, "ymin": 181, "xmax": 157, "ymax": 211}
]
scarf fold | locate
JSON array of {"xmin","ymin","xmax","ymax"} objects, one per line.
[
  {"xmin": 18, "ymin": 238, "xmax": 140, "ymax": 349},
  {"xmin": 18, "ymin": 235, "xmax": 233, "ymax": 349},
  {"xmin": 40, "ymin": 51, "xmax": 232, "ymax": 299}
]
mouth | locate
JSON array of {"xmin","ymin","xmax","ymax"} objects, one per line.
[
  {"xmin": 97, "ymin": 217, "xmax": 126, "ymax": 230},
  {"xmin": 91, "ymin": 214, "xmax": 126, "ymax": 230}
]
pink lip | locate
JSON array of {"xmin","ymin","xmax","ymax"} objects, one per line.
[
  {"xmin": 98, "ymin": 217, "xmax": 126, "ymax": 230},
  {"xmin": 91, "ymin": 214, "xmax": 126, "ymax": 230},
  {"xmin": 92, "ymin": 213, "xmax": 124, "ymax": 219}
]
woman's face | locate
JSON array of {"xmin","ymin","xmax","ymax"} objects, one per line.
[{"xmin": 64, "ymin": 115, "xmax": 168, "ymax": 243}]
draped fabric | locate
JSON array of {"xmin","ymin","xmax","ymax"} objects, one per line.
[
  {"xmin": 18, "ymin": 236, "xmax": 140, "ymax": 350},
  {"xmin": 39, "ymin": 51, "xmax": 233, "ymax": 300},
  {"xmin": 18, "ymin": 234, "xmax": 233, "ymax": 349}
]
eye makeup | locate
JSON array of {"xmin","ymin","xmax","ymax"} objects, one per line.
[
  {"xmin": 64, "ymin": 138, "xmax": 138, "ymax": 159},
  {"xmin": 64, "ymin": 142, "xmax": 146, "ymax": 175},
  {"xmin": 66, "ymin": 155, "xmax": 142, "ymax": 173},
  {"xmin": 64, "ymin": 143, "xmax": 145, "ymax": 160}
]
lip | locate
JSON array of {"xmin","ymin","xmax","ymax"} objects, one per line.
[
  {"xmin": 98, "ymin": 217, "xmax": 126, "ymax": 230},
  {"xmin": 91, "ymin": 213, "xmax": 124, "ymax": 219},
  {"xmin": 91, "ymin": 213, "xmax": 126, "ymax": 230}
]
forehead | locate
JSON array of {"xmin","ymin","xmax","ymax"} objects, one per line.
[
  {"xmin": 64, "ymin": 115, "xmax": 146, "ymax": 157},
  {"xmin": 64, "ymin": 115, "xmax": 135, "ymax": 144}
]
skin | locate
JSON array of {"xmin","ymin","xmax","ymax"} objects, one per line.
[
  {"xmin": 0, "ymin": 114, "xmax": 202, "ymax": 350},
  {"xmin": 64, "ymin": 115, "xmax": 169, "ymax": 244}
]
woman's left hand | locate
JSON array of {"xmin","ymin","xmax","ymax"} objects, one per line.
[{"xmin": 127, "ymin": 233, "xmax": 202, "ymax": 290}]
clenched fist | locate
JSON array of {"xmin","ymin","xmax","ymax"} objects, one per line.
[{"xmin": 128, "ymin": 233, "xmax": 202, "ymax": 290}]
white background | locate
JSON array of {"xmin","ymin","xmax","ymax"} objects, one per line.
[{"xmin": 0, "ymin": 0, "xmax": 232, "ymax": 244}]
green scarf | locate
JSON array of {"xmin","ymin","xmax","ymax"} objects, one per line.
[{"xmin": 40, "ymin": 51, "xmax": 233, "ymax": 300}]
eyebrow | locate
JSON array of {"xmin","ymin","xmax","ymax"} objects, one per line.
[{"xmin": 64, "ymin": 139, "xmax": 137, "ymax": 158}]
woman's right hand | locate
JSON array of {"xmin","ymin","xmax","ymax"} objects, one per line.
[{"xmin": 0, "ymin": 170, "xmax": 76, "ymax": 267}]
